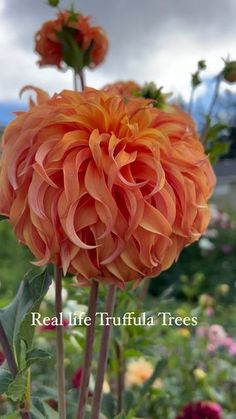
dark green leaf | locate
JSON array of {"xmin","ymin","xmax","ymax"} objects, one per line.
[
  {"xmin": 0, "ymin": 368, "xmax": 13, "ymax": 394},
  {"xmin": 198, "ymin": 60, "xmax": 206, "ymax": 70},
  {"xmin": 57, "ymin": 28, "xmax": 84, "ymax": 72},
  {"xmin": 6, "ymin": 371, "xmax": 26, "ymax": 402},
  {"xmin": 26, "ymin": 348, "xmax": 52, "ymax": 368},
  {"xmin": 0, "ymin": 270, "xmax": 52, "ymax": 365},
  {"xmin": 47, "ymin": 0, "xmax": 60, "ymax": 7},
  {"xmin": 191, "ymin": 72, "xmax": 201, "ymax": 88},
  {"xmin": 101, "ymin": 393, "xmax": 115, "ymax": 419},
  {"xmin": 0, "ymin": 215, "xmax": 8, "ymax": 221}
]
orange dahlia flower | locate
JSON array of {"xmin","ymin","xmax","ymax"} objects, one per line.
[
  {"xmin": 0, "ymin": 87, "xmax": 215, "ymax": 287},
  {"xmin": 35, "ymin": 11, "xmax": 108, "ymax": 69},
  {"xmin": 103, "ymin": 81, "xmax": 141, "ymax": 98}
]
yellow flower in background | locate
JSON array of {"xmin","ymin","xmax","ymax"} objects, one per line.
[
  {"xmin": 193, "ymin": 368, "xmax": 207, "ymax": 381},
  {"xmin": 177, "ymin": 328, "xmax": 190, "ymax": 338},
  {"xmin": 125, "ymin": 358, "xmax": 162, "ymax": 389}
]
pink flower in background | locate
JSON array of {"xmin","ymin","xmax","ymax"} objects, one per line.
[
  {"xmin": 196, "ymin": 324, "xmax": 236, "ymax": 356},
  {"xmin": 40, "ymin": 318, "xmax": 69, "ymax": 331},
  {"xmin": 222, "ymin": 244, "xmax": 232, "ymax": 254},
  {"xmin": 72, "ymin": 367, "xmax": 83, "ymax": 389},
  {"xmin": 0, "ymin": 351, "xmax": 5, "ymax": 366},
  {"xmin": 176, "ymin": 401, "xmax": 222, "ymax": 419}
]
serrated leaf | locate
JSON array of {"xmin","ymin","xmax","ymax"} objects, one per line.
[
  {"xmin": 26, "ymin": 348, "xmax": 52, "ymax": 368},
  {"xmin": 0, "ymin": 270, "xmax": 52, "ymax": 365},
  {"xmin": 0, "ymin": 368, "xmax": 13, "ymax": 394},
  {"xmin": 6, "ymin": 371, "xmax": 26, "ymax": 402}
]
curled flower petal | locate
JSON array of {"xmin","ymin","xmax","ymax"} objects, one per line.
[{"xmin": 0, "ymin": 88, "xmax": 215, "ymax": 285}]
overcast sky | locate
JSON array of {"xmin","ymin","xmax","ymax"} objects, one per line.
[{"xmin": 0, "ymin": 0, "xmax": 236, "ymax": 124}]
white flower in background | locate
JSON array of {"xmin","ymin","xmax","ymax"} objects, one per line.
[
  {"xmin": 63, "ymin": 300, "xmax": 88, "ymax": 318},
  {"xmin": 204, "ymin": 228, "xmax": 218, "ymax": 238},
  {"xmin": 45, "ymin": 281, "xmax": 68, "ymax": 303},
  {"xmin": 198, "ymin": 237, "xmax": 215, "ymax": 251}
]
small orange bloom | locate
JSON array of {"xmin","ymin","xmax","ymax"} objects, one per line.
[
  {"xmin": 0, "ymin": 87, "xmax": 215, "ymax": 287},
  {"xmin": 35, "ymin": 11, "xmax": 108, "ymax": 69},
  {"xmin": 103, "ymin": 81, "xmax": 141, "ymax": 98}
]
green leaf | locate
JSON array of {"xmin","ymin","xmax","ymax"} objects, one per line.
[
  {"xmin": 114, "ymin": 413, "xmax": 126, "ymax": 419},
  {"xmin": 0, "ymin": 270, "xmax": 52, "ymax": 365},
  {"xmin": 206, "ymin": 123, "xmax": 228, "ymax": 142},
  {"xmin": 47, "ymin": 0, "xmax": 60, "ymax": 6},
  {"xmin": 57, "ymin": 28, "xmax": 84, "ymax": 72},
  {"xmin": 198, "ymin": 60, "xmax": 206, "ymax": 70},
  {"xmin": 31, "ymin": 397, "xmax": 59, "ymax": 419},
  {"xmin": 208, "ymin": 142, "xmax": 230, "ymax": 164},
  {"xmin": 0, "ymin": 368, "xmax": 13, "ymax": 394},
  {"xmin": 6, "ymin": 371, "xmax": 26, "ymax": 402},
  {"xmin": 191, "ymin": 72, "xmax": 201, "ymax": 88},
  {"xmin": 0, "ymin": 413, "xmax": 19, "ymax": 419},
  {"xmin": 101, "ymin": 393, "xmax": 115, "ymax": 419},
  {"xmin": 25, "ymin": 348, "xmax": 52, "ymax": 368},
  {"xmin": 0, "ymin": 215, "xmax": 8, "ymax": 221}
]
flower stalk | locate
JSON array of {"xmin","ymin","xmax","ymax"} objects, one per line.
[
  {"xmin": 90, "ymin": 284, "xmax": 117, "ymax": 419},
  {"xmin": 76, "ymin": 279, "xmax": 99, "ymax": 419},
  {"xmin": 55, "ymin": 266, "xmax": 66, "ymax": 419}
]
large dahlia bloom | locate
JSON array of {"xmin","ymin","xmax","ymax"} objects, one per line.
[
  {"xmin": 0, "ymin": 88, "xmax": 215, "ymax": 286},
  {"xmin": 35, "ymin": 11, "xmax": 108, "ymax": 69},
  {"xmin": 176, "ymin": 401, "xmax": 222, "ymax": 419},
  {"xmin": 103, "ymin": 81, "xmax": 141, "ymax": 98}
]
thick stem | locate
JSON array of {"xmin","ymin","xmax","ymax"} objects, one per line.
[
  {"xmin": 90, "ymin": 284, "xmax": 117, "ymax": 419},
  {"xmin": 139, "ymin": 277, "xmax": 151, "ymax": 303},
  {"xmin": 55, "ymin": 266, "xmax": 66, "ymax": 419},
  {"xmin": 76, "ymin": 280, "xmax": 99, "ymax": 419},
  {"xmin": 201, "ymin": 74, "xmax": 221, "ymax": 145},
  {"xmin": 73, "ymin": 69, "xmax": 78, "ymax": 91},
  {"xmin": 79, "ymin": 70, "xmax": 85, "ymax": 91},
  {"xmin": 0, "ymin": 321, "xmax": 31, "ymax": 419},
  {"xmin": 116, "ymin": 341, "xmax": 125, "ymax": 415}
]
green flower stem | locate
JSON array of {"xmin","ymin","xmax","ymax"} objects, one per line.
[
  {"xmin": 76, "ymin": 280, "xmax": 99, "ymax": 419},
  {"xmin": 201, "ymin": 74, "xmax": 222, "ymax": 145},
  {"xmin": 90, "ymin": 284, "xmax": 117, "ymax": 419},
  {"xmin": 0, "ymin": 321, "xmax": 31, "ymax": 419},
  {"xmin": 55, "ymin": 266, "xmax": 66, "ymax": 419}
]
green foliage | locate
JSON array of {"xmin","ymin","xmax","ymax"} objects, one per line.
[
  {"xmin": 0, "ymin": 221, "xmax": 31, "ymax": 304},
  {"xmin": 222, "ymin": 60, "xmax": 236, "ymax": 83},
  {"xmin": 47, "ymin": 0, "xmax": 60, "ymax": 7},
  {"xmin": 191, "ymin": 59, "xmax": 206, "ymax": 88},
  {"xmin": 0, "ymin": 270, "xmax": 52, "ymax": 360},
  {"xmin": 140, "ymin": 82, "xmax": 171, "ymax": 108}
]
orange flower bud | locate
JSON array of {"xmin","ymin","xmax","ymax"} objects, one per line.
[
  {"xmin": 0, "ymin": 87, "xmax": 215, "ymax": 287},
  {"xmin": 35, "ymin": 11, "xmax": 108, "ymax": 70}
]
